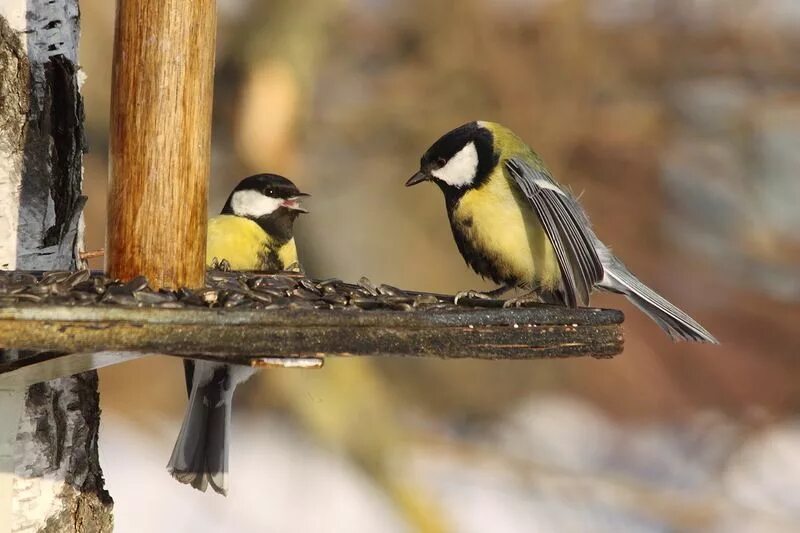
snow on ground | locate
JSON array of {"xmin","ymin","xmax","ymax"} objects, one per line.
[{"xmin": 100, "ymin": 395, "xmax": 800, "ymax": 532}]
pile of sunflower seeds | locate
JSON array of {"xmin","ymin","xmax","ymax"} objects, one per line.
[{"xmin": 0, "ymin": 269, "xmax": 495, "ymax": 312}]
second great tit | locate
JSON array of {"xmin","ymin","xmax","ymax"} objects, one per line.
[
  {"xmin": 206, "ymin": 173, "xmax": 309, "ymax": 271},
  {"xmin": 167, "ymin": 173, "xmax": 309, "ymax": 495},
  {"xmin": 406, "ymin": 121, "xmax": 717, "ymax": 344}
]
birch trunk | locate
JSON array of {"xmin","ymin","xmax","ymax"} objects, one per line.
[{"xmin": 0, "ymin": 1, "xmax": 112, "ymax": 531}]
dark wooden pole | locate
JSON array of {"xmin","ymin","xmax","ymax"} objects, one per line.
[{"xmin": 108, "ymin": 0, "xmax": 217, "ymax": 289}]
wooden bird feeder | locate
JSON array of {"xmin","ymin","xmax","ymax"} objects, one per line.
[
  {"xmin": 0, "ymin": 0, "xmax": 623, "ymax": 530},
  {"xmin": 0, "ymin": 0, "xmax": 624, "ymax": 387},
  {"xmin": 0, "ymin": 270, "xmax": 624, "ymax": 385}
]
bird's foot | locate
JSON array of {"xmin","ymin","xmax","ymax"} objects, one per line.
[
  {"xmin": 283, "ymin": 261, "xmax": 302, "ymax": 273},
  {"xmin": 502, "ymin": 291, "xmax": 543, "ymax": 308},
  {"xmin": 210, "ymin": 258, "xmax": 232, "ymax": 272},
  {"xmin": 454, "ymin": 285, "xmax": 511, "ymax": 305},
  {"xmin": 454, "ymin": 290, "xmax": 490, "ymax": 305}
]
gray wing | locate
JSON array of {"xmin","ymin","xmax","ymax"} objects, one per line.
[{"xmin": 504, "ymin": 157, "xmax": 603, "ymax": 307}]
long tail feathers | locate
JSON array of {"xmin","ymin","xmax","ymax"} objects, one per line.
[
  {"xmin": 599, "ymin": 256, "xmax": 719, "ymax": 344},
  {"xmin": 167, "ymin": 365, "xmax": 233, "ymax": 495},
  {"xmin": 205, "ymin": 392, "xmax": 231, "ymax": 495}
]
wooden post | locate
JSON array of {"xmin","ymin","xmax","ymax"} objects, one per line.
[{"xmin": 108, "ymin": 0, "xmax": 217, "ymax": 289}]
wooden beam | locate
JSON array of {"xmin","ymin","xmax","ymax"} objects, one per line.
[
  {"xmin": 107, "ymin": 0, "xmax": 216, "ymax": 289},
  {"xmin": 0, "ymin": 270, "xmax": 625, "ymax": 380},
  {"xmin": 0, "ymin": 304, "xmax": 623, "ymax": 377}
]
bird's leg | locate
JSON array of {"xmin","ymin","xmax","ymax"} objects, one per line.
[
  {"xmin": 502, "ymin": 290, "xmax": 544, "ymax": 308},
  {"xmin": 454, "ymin": 285, "xmax": 513, "ymax": 305}
]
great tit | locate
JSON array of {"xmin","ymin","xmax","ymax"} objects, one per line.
[
  {"xmin": 406, "ymin": 121, "xmax": 717, "ymax": 344},
  {"xmin": 167, "ymin": 173, "xmax": 309, "ymax": 495}
]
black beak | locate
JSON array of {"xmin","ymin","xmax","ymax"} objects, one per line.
[{"xmin": 405, "ymin": 171, "xmax": 429, "ymax": 187}]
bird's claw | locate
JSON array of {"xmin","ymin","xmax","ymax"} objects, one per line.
[
  {"xmin": 502, "ymin": 293, "xmax": 542, "ymax": 308},
  {"xmin": 283, "ymin": 261, "xmax": 302, "ymax": 273},
  {"xmin": 210, "ymin": 258, "xmax": 232, "ymax": 272},
  {"xmin": 454, "ymin": 290, "xmax": 492, "ymax": 305}
]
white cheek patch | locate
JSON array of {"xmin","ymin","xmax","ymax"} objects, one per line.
[
  {"xmin": 230, "ymin": 189, "xmax": 283, "ymax": 218},
  {"xmin": 432, "ymin": 142, "xmax": 479, "ymax": 187}
]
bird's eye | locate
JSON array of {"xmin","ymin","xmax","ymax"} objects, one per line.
[
  {"xmin": 264, "ymin": 188, "xmax": 274, "ymax": 196},
  {"xmin": 435, "ymin": 157, "xmax": 447, "ymax": 169}
]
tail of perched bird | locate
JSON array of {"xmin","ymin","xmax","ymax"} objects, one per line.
[
  {"xmin": 595, "ymin": 243, "xmax": 718, "ymax": 344},
  {"xmin": 167, "ymin": 361, "xmax": 255, "ymax": 495}
]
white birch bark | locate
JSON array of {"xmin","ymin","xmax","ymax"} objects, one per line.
[{"xmin": 0, "ymin": 1, "xmax": 112, "ymax": 531}]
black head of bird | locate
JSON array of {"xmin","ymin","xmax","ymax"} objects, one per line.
[
  {"xmin": 221, "ymin": 173, "xmax": 309, "ymax": 241},
  {"xmin": 406, "ymin": 122, "xmax": 498, "ymax": 196},
  {"xmin": 223, "ymin": 173, "xmax": 309, "ymax": 217}
]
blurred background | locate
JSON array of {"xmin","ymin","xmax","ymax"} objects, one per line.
[{"xmin": 79, "ymin": 0, "xmax": 800, "ymax": 531}]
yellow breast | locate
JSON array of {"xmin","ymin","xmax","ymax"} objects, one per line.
[
  {"xmin": 455, "ymin": 171, "xmax": 560, "ymax": 288},
  {"xmin": 206, "ymin": 215, "xmax": 272, "ymax": 270},
  {"xmin": 277, "ymin": 238, "xmax": 299, "ymax": 271}
]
